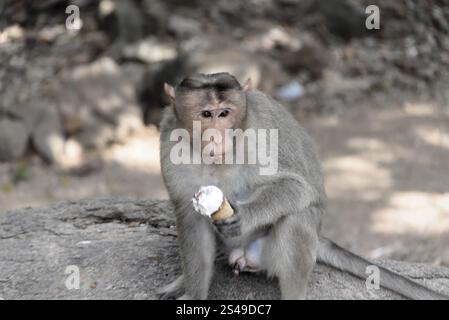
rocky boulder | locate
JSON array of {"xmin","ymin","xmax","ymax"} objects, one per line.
[{"xmin": 0, "ymin": 198, "xmax": 448, "ymax": 300}]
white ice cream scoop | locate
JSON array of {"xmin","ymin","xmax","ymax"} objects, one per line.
[{"xmin": 192, "ymin": 185, "xmax": 234, "ymax": 221}]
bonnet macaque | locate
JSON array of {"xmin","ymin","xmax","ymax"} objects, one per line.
[{"xmin": 157, "ymin": 72, "xmax": 447, "ymax": 300}]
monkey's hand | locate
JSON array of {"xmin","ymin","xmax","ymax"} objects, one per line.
[{"xmin": 213, "ymin": 211, "xmax": 241, "ymax": 238}]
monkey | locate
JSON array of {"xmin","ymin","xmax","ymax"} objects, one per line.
[
  {"xmin": 138, "ymin": 47, "xmax": 289, "ymax": 125},
  {"xmin": 156, "ymin": 72, "xmax": 448, "ymax": 300}
]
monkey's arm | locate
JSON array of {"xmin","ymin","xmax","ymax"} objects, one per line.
[{"xmin": 237, "ymin": 173, "xmax": 319, "ymax": 234}]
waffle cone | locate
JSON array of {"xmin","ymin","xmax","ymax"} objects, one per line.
[{"xmin": 211, "ymin": 198, "xmax": 234, "ymax": 221}]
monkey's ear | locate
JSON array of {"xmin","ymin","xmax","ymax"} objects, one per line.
[
  {"xmin": 164, "ymin": 83, "xmax": 175, "ymax": 101},
  {"xmin": 242, "ymin": 78, "xmax": 252, "ymax": 91}
]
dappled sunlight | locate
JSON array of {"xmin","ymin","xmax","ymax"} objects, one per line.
[
  {"xmin": 0, "ymin": 125, "xmax": 167, "ymax": 212},
  {"xmin": 312, "ymin": 115, "xmax": 340, "ymax": 128},
  {"xmin": 346, "ymin": 137, "xmax": 396, "ymax": 163},
  {"xmin": 415, "ymin": 126, "xmax": 449, "ymax": 150},
  {"xmin": 103, "ymin": 126, "xmax": 161, "ymax": 174},
  {"xmin": 71, "ymin": 56, "xmax": 118, "ymax": 79},
  {"xmin": 97, "ymin": 93, "xmax": 126, "ymax": 111},
  {"xmin": 372, "ymin": 192, "xmax": 449, "ymax": 235},
  {"xmin": 376, "ymin": 102, "xmax": 439, "ymax": 122},
  {"xmin": 404, "ymin": 102, "xmax": 436, "ymax": 117},
  {"xmin": 323, "ymin": 135, "xmax": 398, "ymax": 200},
  {"xmin": 59, "ymin": 138, "xmax": 84, "ymax": 168},
  {"xmin": 0, "ymin": 24, "xmax": 25, "ymax": 44},
  {"xmin": 321, "ymin": 100, "xmax": 449, "ymax": 203},
  {"xmin": 311, "ymin": 98, "xmax": 449, "ymax": 264},
  {"xmin": 324, "ymin": 155, "xmax": 392, "ymax": 201}
]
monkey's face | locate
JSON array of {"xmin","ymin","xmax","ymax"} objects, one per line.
[{"xmin": 176, "ymin": 88, "xmax": 247, "ymax": 157}]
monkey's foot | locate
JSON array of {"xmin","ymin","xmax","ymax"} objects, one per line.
[{"xmin": 229, "ymin": 238, "xmax": 264, "ymax": 274}]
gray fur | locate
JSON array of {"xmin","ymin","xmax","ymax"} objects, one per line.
[{"xmin": 158, "ymin": 73, "xmax": 448, "ymax": 300}]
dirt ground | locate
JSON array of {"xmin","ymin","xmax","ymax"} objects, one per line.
[
  {"xmin": 307, "ymin": 95, "xmax": 449, "ymax": 267},
  {"xmin": 1, "ymin": 90, "xmax": 448, "ymax": 267}
]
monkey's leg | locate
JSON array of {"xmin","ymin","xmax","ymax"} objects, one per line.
[
  {"xmin": 229, "ymin": 238, "xmax": 265, "ymax": 274},
  {"xmin": 264, "ymin": 211, "xmax": 318, "ymax": 300},
  {"xmin": 177, "ymin": 213, "xmax": 216, "ymax": 299}
]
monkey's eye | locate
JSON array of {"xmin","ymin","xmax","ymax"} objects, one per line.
[
  {"xmin": 219, "ymin": 110, "xmax": 230, "ymax": 117},
  {"xmin": 201, "ymin": 111, "xmax": 212, "ymax": 118}
]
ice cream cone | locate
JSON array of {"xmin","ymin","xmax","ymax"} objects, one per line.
[
  {"xmin": 211, "ymin": 198, "xmax": 234, "ymax": 221},
  {"xmin": 192, "ymin": 185, "xmax": 234, "ymax": 221}
]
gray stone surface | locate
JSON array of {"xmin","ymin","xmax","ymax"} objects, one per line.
[
  {"xmin": 0, "ymin": 118, "xmax": 29, "ymax": 161},
  {"xmin": 0, "ymin": 198, "xmax": 448, "ymax": 300},
  {"xmin": 58, "ymin": 57, "xmax": 144, "ymax": 149},
  {"xmin": 30, "ymin": 102, "xmax": 65, "ymax": 163}
]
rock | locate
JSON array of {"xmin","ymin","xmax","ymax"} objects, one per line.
[
  {"xmin": 0, "ymin": 118, "xmax": 29, "ymax": 161},
  {"xmin": 99, "ymin": 0, "xmax": 144, "ymax": 44},
  {"xmin": 277, "ymin": 33, "xmax": 327, "ymax": 79},
  {"xmin": 316, "ymin": 0, "xmax": 369, "ymax": 40},
  {"xmin": 58, "ymin": 57, "xmax": 144, "ymax": 149},
  {"xmin": 75, "ymin": 121, "xmax": 115, "ymax": 149},
  {"xmin": 121, "ymin": 37, "xmax": 177, "ymax": 64},
  {"xmin": 1, "ymin": 198, "xmax": 448, "ymax": 300},
  {"xmin": 0, "ymin": 24, "xmax": 24, "ymax": 42},
  {"xmin": 167, "ymin": 15, "xmax": 201, "ymax": 38},
  {"xmin": 431, "ymin": 6, "xmax": 449, "ymax": 33},
  {"xmin": 141, "ymin": 0, "xmax": 170, "ymax": 35},
  {"xmin": 11, "ymin": 100, "xmax": 66, "ymax": 164},
  {"xmin": 30, "ymin": 103, "xmax": 65, "ymax": 163}
]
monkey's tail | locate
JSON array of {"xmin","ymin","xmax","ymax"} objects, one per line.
[{"xmin": 317, "ymin": 237, "xmax": 448, "ymax": 300}]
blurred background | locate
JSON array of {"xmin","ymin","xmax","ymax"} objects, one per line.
[{"xmin": 0, "ymin": 0, "xmax": 448, "ymax": 266}]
